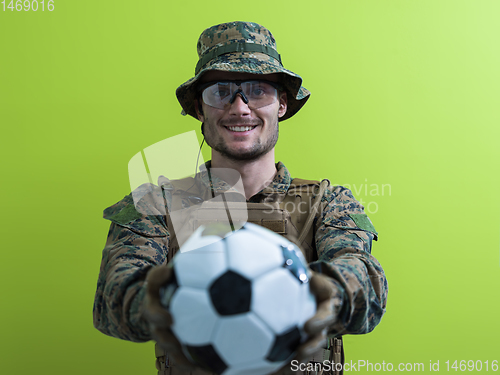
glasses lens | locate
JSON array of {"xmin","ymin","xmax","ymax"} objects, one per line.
[{"xmin": 202, "ymin": 81, "xmax": 278, "ymax": 109}]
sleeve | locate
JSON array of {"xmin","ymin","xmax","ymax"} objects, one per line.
[
  {"xmin": 310, "ymin": 185, "xmax": 388, "ymax": 336},
  {"xmin": 92, "ymin": 190, "xmax": 169, "ymax": 342}
]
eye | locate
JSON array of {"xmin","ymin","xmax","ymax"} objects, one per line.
[
  {"xmin": 213, "ymin": 88, "xmax": 230, "ymax": 98},
  {"xmin": 247, "ymin": 83, "xmax": 271, "ymax": 98},
  {"xmin": 210, "ymin": 83, "xmax": 231, "ymax": 99},
  {"xmin": 251, "ymin": 88, "xmax": 265, "ymax": 96}
]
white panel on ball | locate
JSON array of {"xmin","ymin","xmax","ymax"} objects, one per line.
[
  {"xmin": 170, "ymin": 287, "xmax": 218, "ymax": 345},
  {"xmin": 212, "ymin": 313, "xmax": 274, "ymax": 366},
  {"xmin": 252, "ymin": 268, "xmax": 302, "ymax": 334},
  {"xmin": 225, "ymin": 229, "xmax": 284, "ymax": 280},
  {"xmin": 174, "ymin": 239, "xmax": 227, "ymax": 289}
]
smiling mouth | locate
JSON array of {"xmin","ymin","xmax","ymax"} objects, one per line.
[{"xmin": 225, "ymin": 125, "xmax": 257, "ymax": 132}]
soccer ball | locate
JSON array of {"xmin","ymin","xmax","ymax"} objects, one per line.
[{"xmin": 160, "ymin": 222, "xmax": 316, "ymax": 375}]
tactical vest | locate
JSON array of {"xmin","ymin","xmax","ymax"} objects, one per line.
[{"xmin": 156, "ymin": 177, "xmax": 344, "ymax": 375}]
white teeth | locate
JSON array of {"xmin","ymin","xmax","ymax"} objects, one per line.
[{"xmin": 227, "ymin": 126, "xmax": 255, "ymax": 132}]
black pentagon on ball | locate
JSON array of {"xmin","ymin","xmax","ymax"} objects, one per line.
[
  {"xmin": 209, "ymin": 270, "xmax": 252, "ymax": 315},
  {"xmin": 266, "ymin": 326, "xmax": 302, "ymax": 362},
  {"xmin": 185, "ymin": 344, "xmax": 228, "ymax": 375},
  {"xmin": 281, "ymin": 245, "xmax": 309, "ymax": 284}
]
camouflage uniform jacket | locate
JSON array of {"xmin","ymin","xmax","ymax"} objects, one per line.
[{"xmin": 93, "ymin": 161, "xmax": 388, "ymax": 343}]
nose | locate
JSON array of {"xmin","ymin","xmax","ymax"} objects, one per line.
[{"xmin": 228, "ymin": 93, "xmax": 251, "ymax": 115}]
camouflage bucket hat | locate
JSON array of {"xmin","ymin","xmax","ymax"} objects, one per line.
[{"xmin": 176, "ymin": 21, "xmax": 310, "ymax": 121}]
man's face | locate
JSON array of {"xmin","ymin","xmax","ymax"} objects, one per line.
[{"xmin": 196, "ymin": 71, "xmax": 287, "ymax": 162}]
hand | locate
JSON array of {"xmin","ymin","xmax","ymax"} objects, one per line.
[
  {"xmin": 143, "ymin": 263, "xmax": 197, "ymax": 372},
  {"xmin": 295, "ymin": 272, "xmax": 343, "ymax": 360}
]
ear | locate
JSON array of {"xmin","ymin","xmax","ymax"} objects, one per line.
[
  {"xmin": 278, "ymin": 91, "xmax": 288, "ymax": 118},
  {"xmin": 195, "ymin": 98, "xmax": 205, "ymax": 122}
]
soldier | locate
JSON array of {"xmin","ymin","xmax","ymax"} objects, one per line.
[{"xmin": 93, "ymin": 21, "xmax": 388, "ymax": 375}]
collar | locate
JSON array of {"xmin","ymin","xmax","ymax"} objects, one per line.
[{"xmin": 196, "ymin": 161, "xmax": 292, "ymax": 201}]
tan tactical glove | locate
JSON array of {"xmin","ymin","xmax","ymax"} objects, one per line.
[
  {"xmin": 277, "ymin": 272, "xmax": 343, "ymax": 374},
  {"xmin": 295, "ymin": 271, "xmax": 343, "ymax": 360},
  {"xmin": 143, "ymin": 263, "xmax": 197, "ymax": 372}
]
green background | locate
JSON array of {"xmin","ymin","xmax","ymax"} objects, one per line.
[{"xmin": 1, "ymin": 0, "xmax": 499, "ymax": 374}]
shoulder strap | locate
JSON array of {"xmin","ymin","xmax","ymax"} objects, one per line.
[
  {"xmin": 283, "ymin": 178, "xmax": 329, "ymax": 257},
  {"xmin": 162, "ymin": 176, "xmax": 199, "ymax": 262},
  {"xmin": 296, "ymin": 179, "xmax": 329, "ymax": 246},
  {"xmin": 169, "ymin": 176, "xmax": 196, "ymax": 192},
  {"xmin": 289, "ymin": 178, "xmax": 322, "ymax": 187}
]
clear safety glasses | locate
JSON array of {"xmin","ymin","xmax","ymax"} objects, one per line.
[{"xmin": 199, "ymin": 80, "xmax": 283, "ymax": 110}]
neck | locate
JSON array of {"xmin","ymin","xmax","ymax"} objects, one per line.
[{"xmin": 210, "ymin": 150, "xmax": 277, "ymax": 200}]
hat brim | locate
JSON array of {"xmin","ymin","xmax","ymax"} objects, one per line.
[{"xmin": 176, "ymin": 52, "xmax": 310, "ymax": 121}]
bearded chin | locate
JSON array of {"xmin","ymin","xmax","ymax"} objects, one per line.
[
  {"xmin": 204, "ymin": 116, "xmax": 280, "ymax": 162},
  {"xmin": 209, "ymin": 131, "xmax": 278, "ymax": 161}
]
